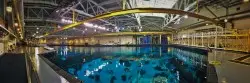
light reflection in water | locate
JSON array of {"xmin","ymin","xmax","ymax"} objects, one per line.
[
  {"xmin": 35, "ymin": 47, "xmax": 40, "ymax": 71},
  {"xmin": 44, "ymin": 46, "xmax": 209, "ymax": 83}
]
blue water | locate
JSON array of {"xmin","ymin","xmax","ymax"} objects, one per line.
[{"xmin": 45, "ymin": 46, "xmax": 208, "ymax": 83}]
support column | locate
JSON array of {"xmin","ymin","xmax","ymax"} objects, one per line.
[
  {"xmin": 194, "ymin": 33, "xmax": 196, "ymax": 46},
  {"xmin": 202, "ymin": 32, "xmax": 204, "ymax": 47},
  {"xmin": 122, "ymin": 0, "xmax": 127, "ymax": 10},
  {"xmin": 215, "ymin": 25, "xmax": 218, "ymax": 48},
  {"xmin": 159, "ymin": 35, "xmax": 162, "ymax": 44},
  {"xmin": 138, "ymin": 36, "xmax": 140, "ymax": 45},
  {"xmin": 181, "ymin": 34, "xmax": 183, "ymax": 45},
  {"xmin": 151, "ymin": 35, "xmax": 153, "ymax": 44},
  {"xmin": 192, "ymin": 34, "xmax": 194, "ymax": 46},
  {"xmin": 188, "ymin": 33, "xmax": 189, "ymax": 46}
]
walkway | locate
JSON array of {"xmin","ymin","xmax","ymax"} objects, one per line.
[
  {"xmin": 0, "ymin": 53, "xmax": 27, "ymax": 83},
  {"xmin": 209, "ymin": 50, "xmax": 250, "ymax": 83}
]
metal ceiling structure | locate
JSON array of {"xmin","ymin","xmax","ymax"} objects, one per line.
[{"xmin": 22, "ymin": 0, "xmax": 244, "ymax": 38}]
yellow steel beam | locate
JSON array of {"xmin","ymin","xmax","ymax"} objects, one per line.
[
  {"xmin": 196, "ymin": 0, "xmax": 199, "ymax": 13},
  {"xmin": 48, "ymin": 32, "xmax": 171, "ymax": 38},
  {"xmin": 13, "ymin": 0, "xmax": 23, "ymax": 39},
  {"xmin": 122, "ymin": 0, "xmax": 126, "ymax": 10},
  {"xmin": 94, "ymin": 32, "xmax": 171, "ymax": 36},
  {"xmin": 0, "ymin": 18, "xmax": 17, "ymax": 38},
  {"xmin": 73, "ymin": 9, "xmax": 75, "ymax": 23},
  {"xmin": 44, "ymin": 8, "xmax": 218, "ymax": 36}
]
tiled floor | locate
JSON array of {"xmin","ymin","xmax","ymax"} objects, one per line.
[{"xmin": 208, "ymin": 50, "xmax": 250, "ymax": 83}]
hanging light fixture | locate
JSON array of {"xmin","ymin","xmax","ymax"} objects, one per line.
[
  {"xmin": 224, "ymin": 19, "xmax": 228, "ymax": 23},
  {"xmin": 14, "ymin": 23, "xmax": 18, "ymax": 27},
  {"xmin": 6, "ymin": 6, "xmax": 12, "ymax": 13},
  {"xmin": 184, "ymin": 15, "xmax": 188, "ymax": 19}
]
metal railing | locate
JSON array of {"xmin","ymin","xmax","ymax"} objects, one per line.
[{"xmin": 25, "ymin": 53, "xmax": 41, "ymax": 83}]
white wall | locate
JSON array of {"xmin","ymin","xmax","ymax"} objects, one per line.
[
  {"xmin": 173, "ymin": 2, "xmax": 250, "ymax": 28},
  {"xmin": 47, "ymin": 36, "xmax": 136, "ymax": 45},
  {"xmin": 233, "ymin": 18, "xmax": 250, "ymax": 29},
  {"xmin": 95, "ymin": 36, "xmax": 136, "ymax": 45}
]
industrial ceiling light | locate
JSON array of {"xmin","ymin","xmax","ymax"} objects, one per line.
[
  {"xmin": 139, "ymin": 29, "xmax": 142, "ymax": 32},
  {"xmin": 36, "ymin": 31, "xmax": 38, "ymax": 33},
  {"xmin": 14, "ymin": 23, "xmax": 18, "ymax": 27},
  {"xmin": 84, "ymin": 23, "xmax": 93, "ymax": 27},
  {"xmin": 85, "ymin": 28, "xmax": 87, "ymax": 31},
  {"xmin": 244, "ymin": 0, "xmax": 249, "ymax": 2},
  {"xmin": 184, "ymin": 15, "xmax": 188, "ymax": 19},
  {"xmin": 98, "ymin": 26, "xmax": 102, "ymax": 29},
  {"xmin": 37, "ymin": 27, "xmax": 39, "ymax": 29},
  {"xmin": 94, "ymin": 29, "xmax": 96, "ymax": 32},
  {"xmin": 6, "ymin": 6, "xmax": 12, "ymax": 13},
  {"xmin": 206, "ymin": 23, "xmax": 209, "ymax": 26},
  {"xmin": 224, "ymin": 19, "xmax": 228, "ymax": 22},
  {"xmin": 56, "ymin": 10, "xmax": 59, "ymax": 13},
  {"xmin": 94, "ymin": 25, "xmax": 98, "ymax": 28}
]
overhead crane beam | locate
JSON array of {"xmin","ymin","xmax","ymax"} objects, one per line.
[
  {"xmin": 43, "ymin": 8, "xmax": 218, "ymax": 37},
  {"xmin": 45, "ymin": 32, "xmax": 172, "ymax": 38}
]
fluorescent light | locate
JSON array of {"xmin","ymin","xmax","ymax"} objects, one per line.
[
  {"xmin": 224, "ymin": 19, "xmax": 228, "ymax": 22},
  {"xmin": 94, "ymin": 25, "xmax": 98, "ymax": 28},
  {"xmin": 14, "ymin": 23, "xmax": 18, "ymax": 27},
  {"xmin": 139, "ymin": 29, "xmax": 142, "ymax": 32},
  {"xmin": 84, "ymin": 23, "xmax": 93, "ymax": 27},
  {"xmin": 98, "ymin": 26, "xmax": 102, "ymax": 29},
  {"xmin": 184, "ymin": 15, "xmax": 188, "ymax": 19},
  {"xmin": 6, "ymin": 6, "xmax": 12, "ymax": 12}
]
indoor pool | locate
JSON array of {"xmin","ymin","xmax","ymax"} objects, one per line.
[{"xmin": 44, "ymin": 46, "xmax": 208, "ymax": 83}]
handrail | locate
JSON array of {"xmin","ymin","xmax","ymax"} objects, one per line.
[
  {"xmin": 25, "ymin": 54, "xmax": 32, "ymax": 83},
  {"xmin": 25, "ymin": 53, "xmax": 41, "ymax": 83},
  {"xmin": 0, "ymin": 17, "xmax": 17, "ymax": 38}
]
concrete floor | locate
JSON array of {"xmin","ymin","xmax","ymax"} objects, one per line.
[
  {"xmin": 243, "ymin": 57, "xmax": 250, "ymax": 63},
  {"xmin": 208, "ymin": 50, "xmax": 250, "ymax": 83},
  {"xmin": 8, "ymin": 47, "xmax": 69, "ymax": 83},
  {"xmin": 0, "ymin": 53, "xmax": 28, "ymax": 83}
]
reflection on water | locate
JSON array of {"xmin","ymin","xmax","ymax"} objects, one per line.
[{"xmin": 44, "ymin": 46, "xmax": 208, "ymax": 83}]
